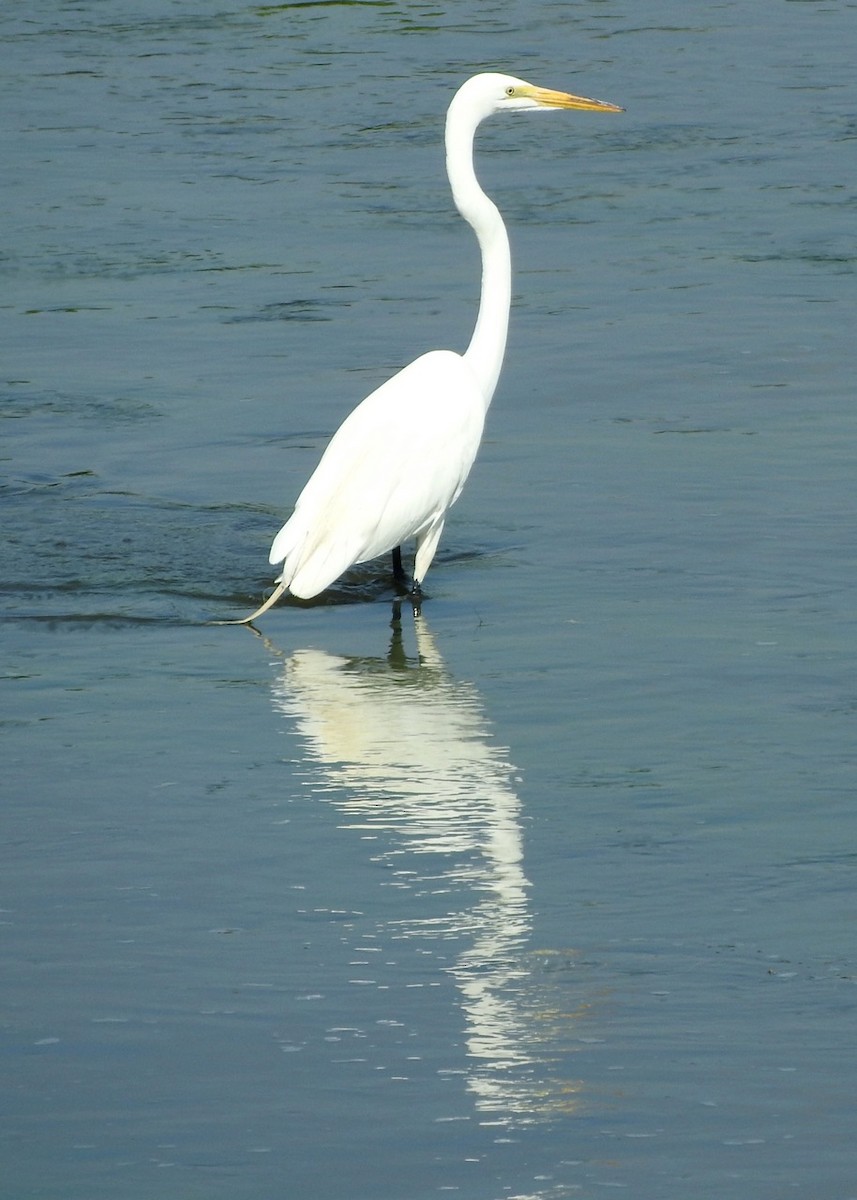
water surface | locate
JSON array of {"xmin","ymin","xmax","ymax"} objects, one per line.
[{"xmin": 2, "ymin": 3, "xmax": 855, "ymax": 1197}]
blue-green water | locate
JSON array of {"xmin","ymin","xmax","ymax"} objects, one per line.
[{"xmin": 2, "ymin": 3, "xmax": 855, "ymax": 1198}]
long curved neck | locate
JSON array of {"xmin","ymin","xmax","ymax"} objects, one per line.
[{"xmin": 445, "ymin": 99, "xmax": 511, "ymax": 408}]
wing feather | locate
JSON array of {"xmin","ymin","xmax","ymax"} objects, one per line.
[{"xmin": 269, "ymin": 350, "xmax": 486, "ymax": 598}]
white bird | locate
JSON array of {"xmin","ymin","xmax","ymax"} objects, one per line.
[{"xmin": 236, "ymin": 72, "xmax": 621, "ymax": 623}]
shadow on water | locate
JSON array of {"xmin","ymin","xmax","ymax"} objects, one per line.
[
  {"xmin": 259, "ymin": 605, "xmax": 594, "ymax": 1127},
  {"xmin": 0, "ymin": 455, "xmax": 387, "ymax": 623},
  {"xmin": 1, "ymin": 454, "xmax": 502, "ymax": 623}
]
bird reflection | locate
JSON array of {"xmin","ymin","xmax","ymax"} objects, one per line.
[{"xmin": 266, "ymin": 606, "xmax": 585, "ymax": 1124}]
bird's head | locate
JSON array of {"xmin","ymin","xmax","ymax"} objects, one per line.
[{"xmin": 456, "ymin": 72, "xmax": 623, "ymax": 119}]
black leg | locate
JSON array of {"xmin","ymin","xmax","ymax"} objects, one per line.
[{"xmin": 392, "ymin": 546, "xmax": 423, "ymax": 611}]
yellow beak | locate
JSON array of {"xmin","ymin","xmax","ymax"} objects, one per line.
[{"xmin": 528, "ymin": 86, "xmax": 623, "ymax": 113}]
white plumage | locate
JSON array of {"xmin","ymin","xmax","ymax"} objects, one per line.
[
  {"xmin": 271, "ymin": 351, "xmax": 485, "ymax": 599},
  {"xmin": 236, "ymin": 73, "xmax": 621, "ymax": 622}
]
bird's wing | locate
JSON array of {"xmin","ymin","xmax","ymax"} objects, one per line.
[{"xmin": 270, "ymin": 350, "xmax": 486, "ymax": 597}]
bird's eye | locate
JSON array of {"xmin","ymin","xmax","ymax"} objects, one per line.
[{"xmin": 505, "ymin": 86, "xmax": 516, "ymax": 97}]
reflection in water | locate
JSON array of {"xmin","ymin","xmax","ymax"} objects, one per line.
[{"xmin": 266, "ymin": 608, "xmax": 586, "ymax": 1125}]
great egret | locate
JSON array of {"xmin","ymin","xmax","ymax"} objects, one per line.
[{"xmin": 236, "ymin": 72, "xmax": 621, "ymax": 623}]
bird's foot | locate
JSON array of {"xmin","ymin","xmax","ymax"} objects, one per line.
[{"xmin": 408, "ymin": 580, "xmax": 423, "ymax": 616}]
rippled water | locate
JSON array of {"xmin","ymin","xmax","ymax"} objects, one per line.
[{"xmin": 3, "ymin": 3, "xmax": 855, "ymax": 1198}]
